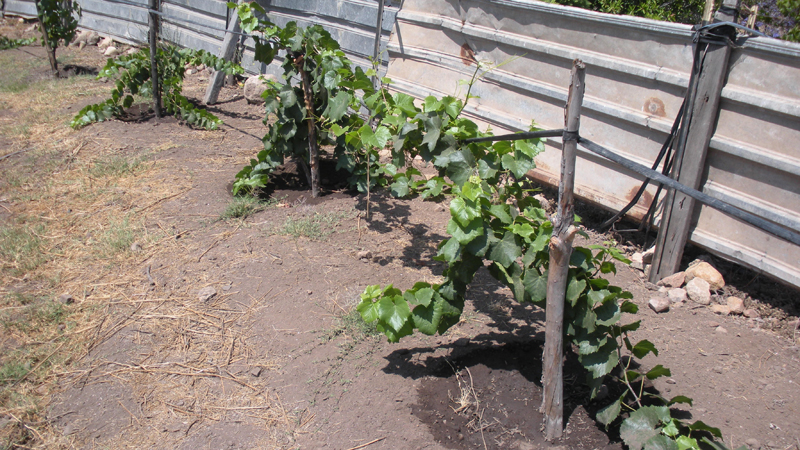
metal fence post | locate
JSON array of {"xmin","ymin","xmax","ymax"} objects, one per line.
[{"xmin": 148, "ymin": 0, "xmax": 161, "ymax": 118}]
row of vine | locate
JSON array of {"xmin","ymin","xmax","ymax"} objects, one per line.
[{"xmin": 67, "ymin": 2, "xmax": 745, "ymax": 448}]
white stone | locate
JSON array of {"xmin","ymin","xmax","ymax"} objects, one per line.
[
  {"xmin": 727, "ymin": 297, "xmax": 745, "ymax": 315},
  {"xmin": 685, "ymin": 277, "xmax": 711, "ymax": 305},
  {"xmin": 98, "ymin": 36, "xmax": 115, "ymax": 50},
  {"xmin": 648, "ymin": 297, "xmax": 670, "ymax": 313},
  {"xmin": 631, "ymin": 252, "xmax": 644, "ymax": 271},
  {"xmin": 657, "ymin": 271, "xmax": 686, "ymax": 288},
  {"xmin": 710, "ymin": 304, "xmax": 730, "ymax": 315},
  {"xmin": 244, "ymin": 74, "xmax": 277, "ymax": 104},
  {"xmin": 103, "ymin": 46, "xmax": 121, "ymax": 57},
  {"xmin": 642, "ymin": 246, "xmax": 655, "ymax": 264},
  {"xmin": 197, "ymin": 286, "xmax": 217, "ymax": 303},
  {"xmin": 685, "ymin": 260, "xmax": 725, "ymax": 290},
  {"xmin": 668, "ymin": 288, "xmax": 687, "ymax": 303}
]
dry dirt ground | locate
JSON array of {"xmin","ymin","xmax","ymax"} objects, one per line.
[{"xmin": 1, "ymin": 19, "xmax": 799, "ymax": 450}]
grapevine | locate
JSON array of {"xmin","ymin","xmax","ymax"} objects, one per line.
[{"xmin": 71, "ymin": 45, "xmax": 243, "ymax": 130}]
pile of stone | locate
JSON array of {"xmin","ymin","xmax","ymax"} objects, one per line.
[
  {"xmin": 646, "ymin": 259, "xmax": 753, "ymax": 318},
  {"xmin": 70, "ymin": 30, "xmax": 138, "ymax": 57}
]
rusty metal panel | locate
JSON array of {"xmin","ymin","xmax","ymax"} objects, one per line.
[{"xmin": 385, "ymin": 0, "xmax": 800, "ymax": 288}]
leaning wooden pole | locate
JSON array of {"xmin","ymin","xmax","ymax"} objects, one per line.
[
  {"xmin": 296, "ymin": 55, "xmax": 320, "ymax": 198},
  {"xmin": 204, "ymin": 0, "xmax": 243, "ymax": 105},
  {"xmin": 542, "ymin": 59, "xmax": 585, "ymax": 441},
  {"xmin": 148, "ymin": 0, "xmax": 162, "ymax": 118}
]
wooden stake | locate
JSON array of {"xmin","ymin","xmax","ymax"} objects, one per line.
[
  {"xmin": 148, "ymin": 0, "xmax": 162, "ymax": 118},
  {"xmin": 35, "ymin": 8, "xmax": 58, "ymax": 73},
  {"xmin": 542, "ymin": 59, "xmax": 585, "ymax": 441},
  {"xmin": 371, "ymin": 0, "xmax": 385, "ymax": 89},
  {"xmin": 296, "ymin": 56, "xmax": 320, "ymax": 198},
  {"xmin": 204, "ymin": 0, "xmax": 243, "ymax": 105},
  {"xmin": 649, "ymin": 0, "xmax": 739, "ymax": 284}
]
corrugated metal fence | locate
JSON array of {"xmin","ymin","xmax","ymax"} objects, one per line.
[{"xmin": 3, "ymin": 0, "xmax": 799, "ymax": 288}]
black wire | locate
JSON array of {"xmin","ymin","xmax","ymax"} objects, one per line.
[{"xmin": 598, "ymin": 98, "xmax": 685, "ymax": 230}]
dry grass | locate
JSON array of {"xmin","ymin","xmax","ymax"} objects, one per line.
[{"xmin": 0, "ymin": 33, "xmax": 297, "ymax": 449}]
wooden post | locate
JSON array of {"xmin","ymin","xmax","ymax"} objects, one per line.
[
  {"xmin": 649, "ymin": 0, "xmax": 739, "ymax": 284},
  {"xmin": 148, "ymin": 0, "xmax": 161, "ymax": 118},
  {"xmin": 204, "ymin": 0, "xmax": 243, "ymax": 105},
  {"xmin": 371, "ymin": 0, "xmax": 385, "ymax": 88},
  {"xmin": 542, "ymin": 59, "xmax": 585, "ymax": 441},
  {"xmin": 297, "ymin": 56, "xmax": 320, "ymax": 198},
  {"xmin": 35, "ymin": 6, "xmax": 58, "ymax": 73}
]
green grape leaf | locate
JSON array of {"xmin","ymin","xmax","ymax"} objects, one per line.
[
  {"xmin": 632, "ymin": 340, "xmax": 658, "ymax": 358},
  {"xmin": 620, "ymin": 406, "xmax": 672, "ymax": 450},
  {"xmin": 645, "ymin": 364, "xmax": 671, "ymax": 380},
  {"xmin": 596, "ymin": 396, "xmax": 622, "ymax": 428},
  {"xmin": 488, "ymin": 231, "xmax": 521, "ymax": 268}
]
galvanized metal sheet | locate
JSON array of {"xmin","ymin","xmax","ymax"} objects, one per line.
[{"xmin": 385, "ymin": 0, "xmax": 800, "ymax": 288}]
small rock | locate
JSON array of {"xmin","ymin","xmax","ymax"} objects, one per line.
[
  {"xmin": 665, "ymin": 378, "xmax": 677, "ymax": 384},
  {"xmin": 197, "ymin": 286, "xmax": 217, "ymax": 303},
  {"xmin": 648, "ymin": 297, "xmax": 670, "ymax": 313},
  {"xmin": 668, "ymin": 288, "xmax": 687, "ymax": 303},
  {"xmin": 186, "ymin": 68, "xmax": 196, "ymax": 75},
  {"xmin": 657, "ymin": 271, "xmax": 686, "ymax": 288},
  {"xmin": 98, "ymin": 36, "xmax": 114, "ymax": 50},
  {"xmin": 744, "ymin": 438, "xmax": 759, "ymax": 449},
  {"xmin": 357, "ymin": 250, "xmax": 373, "ymax": 260},
  {"xmin": 744, "ymin": 308, "xmax": 760, "ymax": 318},
  {"xmin": 57, "ymin": 293, "xmax": 74, "ymax": 304},
  {"xmin": 250, "ymin": 366, "xmax": 262, "ymax": 378},
  {"xmin": 685, "ymin": 277, "xmax": 711, "ymax": 305},
  {"xmin": 454, "ymin": 338, "xmax": 470, "ymax": 347},
  {"xmin": 658, "ymin": 286, "xmax": 669, "ymax": 293},
  {"xmin": 103, "ymin": 46, "xmax": 121, "ymax": 57},
  {"xmin": 307, "ymin": 290, "xmax": 312, "ymax": 295},
  {"xmin": 641, "ymin": 246, "xmax": 655, "ymax": 264},
  {"xmin": 196, "ymin": 64, "xmax": 205, "ymax": 71},
  {"xmin": 130, "ymin": 241, "xmax": 142, "ymax": 252},
  {"xmin": 631, "ymin": 252, "xmax": 644, "ymax": 271},
  {"xmin": 62, "ymin": 423, "xmax": 76, "ymax": 436},
  {"xmin": 685, "ymin": 260, "xmax": 725, "ymax": 290},
  {"xmin": 711, "ymin": 304, "xmax": 730, "ymax": 315},
  {"xmin": 533, "ymin": 194, "xmax": 552, "ymax": 212},
  {"xmin": 18, "ymin": 18, "xmax": 26, "ymax": 23},
  {"xmin": 222, "ymin": 284, "xmax": 232, "ymax": 292},
  {"xmin": 244, "ymin": 74, "xmax": 277, "ymax": 104},
  {"xmin": 726, "ymin": 297, "xmax": 745, "ymax": 315},
  {"xmin": 644, "ymin": 281, "xmax": 659, "ymax": 291},
  {"xmin": 707, "ymin": 321, "xmax": 721, "ymax": 327},
  {"xmin": 75, "ymin": 30, "xmax": 101, "ymax": 46},
  {"xmin": 125, "ymin": 47, "xmax": 139, "ymax": 55},
  {"xmin": 715, "ymin": 326, "xmax": 728, "ymax": 334}
]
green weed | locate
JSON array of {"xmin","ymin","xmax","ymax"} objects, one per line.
[
  {"xmin": 98, "ymin": 217, "xmax": 137, "ymax": 257},
  {"xmin": 279, "ymin": 210, "xmax": 353, "ymax": 240},
  {"xmin": 89, "ymin": 153, "xmax": 150, "ymax": 178},
  {"xmin": 0, "ymin": 223, "xmax": 47, "ymax": 276},
  {"xmin": 324, "ymin": 308, "xmax": 380, "ymax": 342},
  {"xmin": 221, "ymin": 195, "xmax": 282, "ymax": 221}
]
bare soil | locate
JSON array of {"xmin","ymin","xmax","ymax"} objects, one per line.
[{"xmin": 1, "ymin": 20, "xmax": 799, "ymax": 450}]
